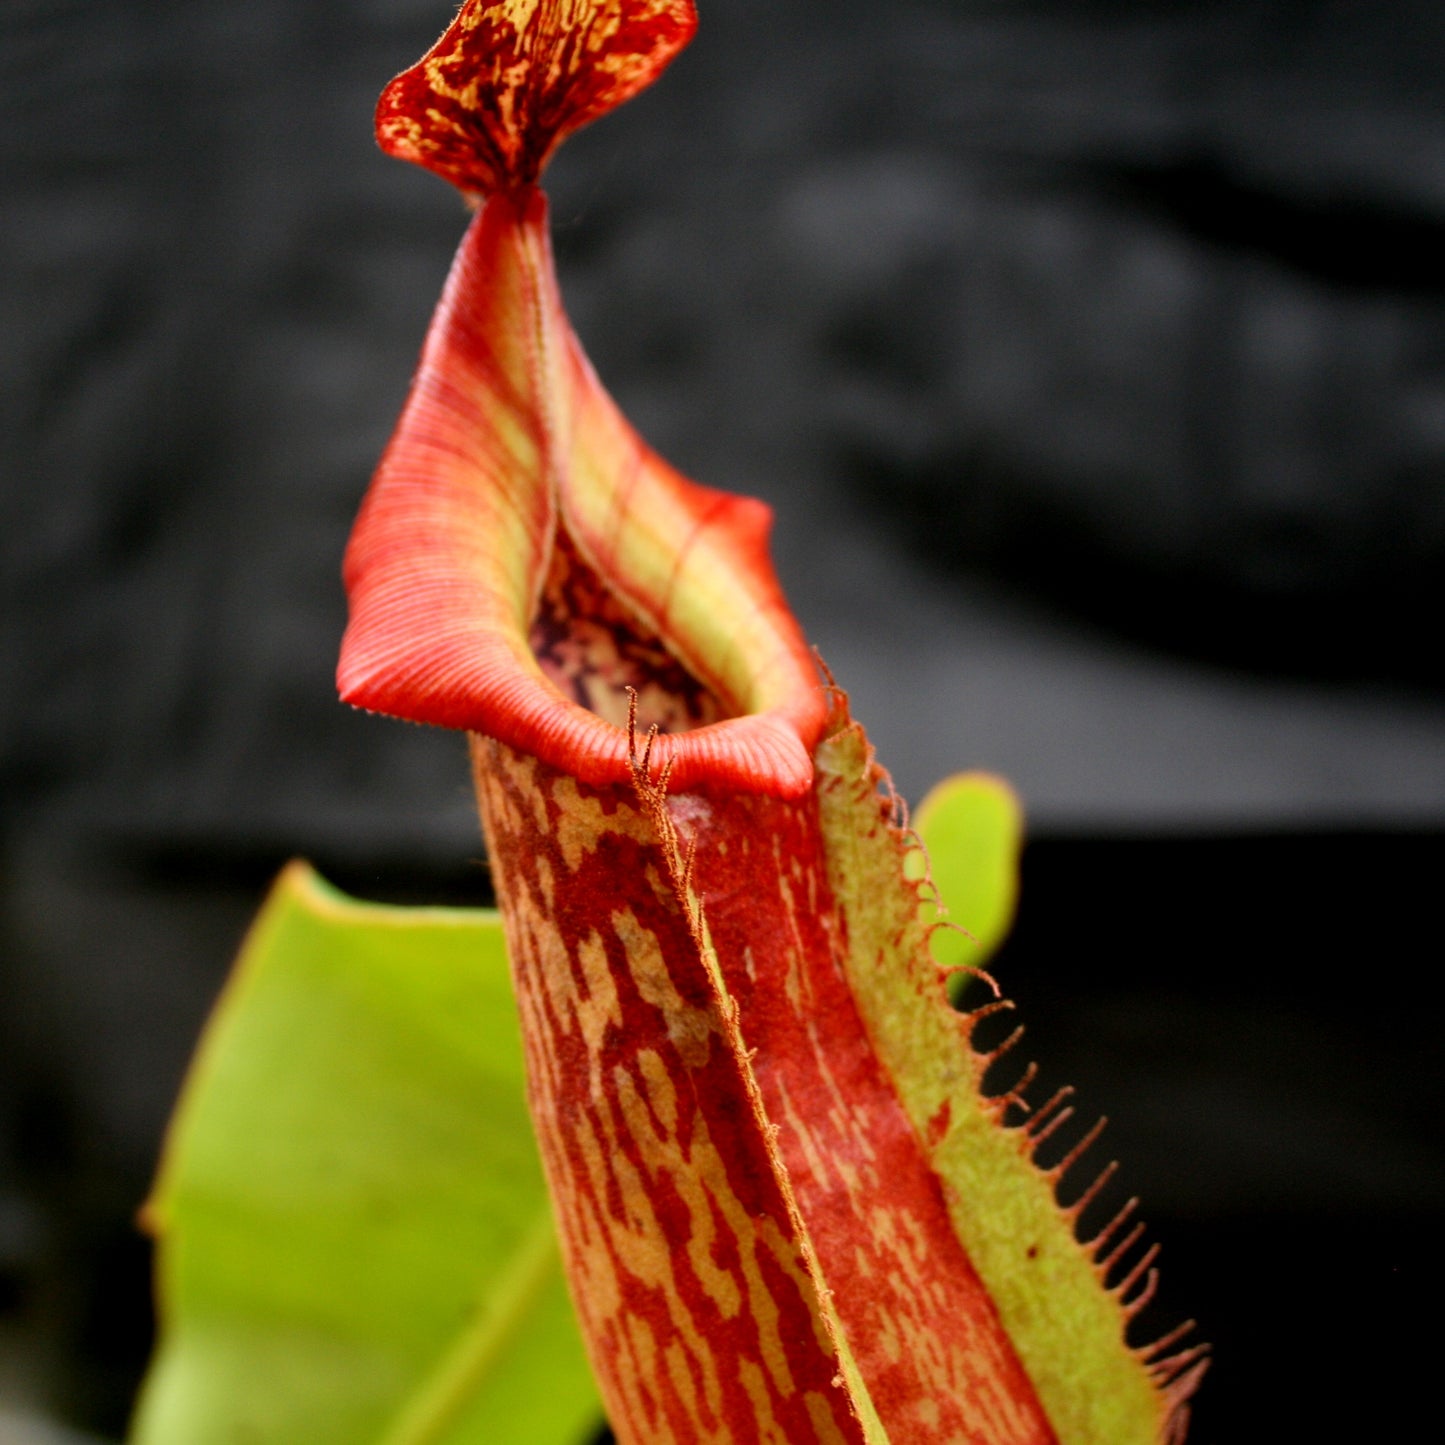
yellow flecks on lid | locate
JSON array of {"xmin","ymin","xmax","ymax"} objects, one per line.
[{"xmin": 499, "ymin": 0, "xmax": 545, "ymax": 33}]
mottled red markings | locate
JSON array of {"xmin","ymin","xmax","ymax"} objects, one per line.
[
  {"xmin": 377, "ymin": 0, "xmax": 699, "ymax": 195},
  {"xmin": 677, "ymin": 784, "xmax": 1058, "ymax": 1445},
  {"xmin": 927, "ymin": 1099, "xmax": 953, "ymax": 1149},
  {"xmin": 473, "ymin": 736, "xmax": 863, "ymax": 1445},
  {"xmin": 530, "ymin": 527, "xmax": 728, "ymax": 735}
]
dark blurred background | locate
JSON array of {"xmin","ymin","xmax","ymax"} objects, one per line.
[{"xmin": 3, "ymin": 1, "xmax": 1444, "ymax": 1441}]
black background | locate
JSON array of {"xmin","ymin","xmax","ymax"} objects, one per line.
[{"xmin": 4, "ymin": 2, "xmax": 1444, "ymax": 1441}]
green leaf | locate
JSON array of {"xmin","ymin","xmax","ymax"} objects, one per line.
[
  {"xmin": 910, "ymin": 772, "xmax": 1024, "ymax": 976},
  {"xmin": 130, "ymin": 861, "xmax": 601, "ymax": 1445}
]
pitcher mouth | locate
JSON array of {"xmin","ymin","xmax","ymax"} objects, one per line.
[
  {"xmin": 338, "ymin": 191, "xmax": 827, "ymax": 798},
  {"xmin": 340, "ymin": 0, "xmax": 824, "ymax": 796}
]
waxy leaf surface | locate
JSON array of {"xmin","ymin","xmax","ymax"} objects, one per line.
[
  {"xmin": 907, "ymin": 772, "xmax": 1023, "ymax": 982},
  {"xmin": 130, "ymin": 862, "xmax": 600, "ymax": 1445}
]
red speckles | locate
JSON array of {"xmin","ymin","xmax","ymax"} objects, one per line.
[
  {"xmin": 345, "ymin": 6, "xmax": 1199, "ymax": 1439},
  {"xmin": 682, "ymin": 783, "xmax": 1056, "ymax": 1444},
  {"xmin": 927, "ymin": 1099, "xmax": 953, "ymax": 1149},
  {"xmin": 530, "ymin": 528, "xmax": 727, "ymax": 735},
  {"xmin": 376, "ymin": 0, "xmax": 698, "ymax": 195},
  {"xmin": 472, "ymin": 736, "xmax": 865, "ymax": 1444}
]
